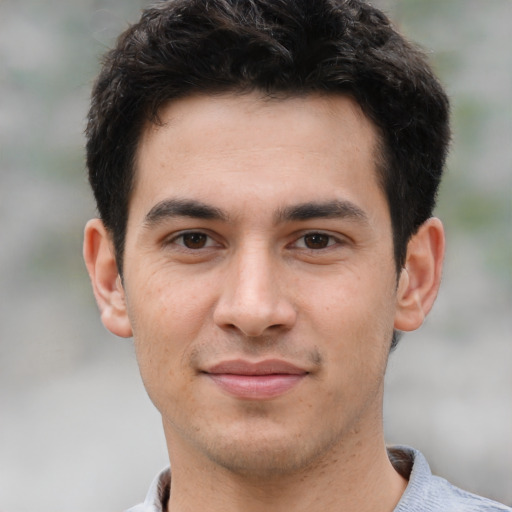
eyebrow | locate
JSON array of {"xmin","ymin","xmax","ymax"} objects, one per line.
[
  {"xmin": 143, "ymin": 198, "xmax": 368, "ymax": 228},
  {"xmin": 143, "ymin": 198, "xmax": 228, "ymax": 227},
  {"xmin": 275, "ymin": 200, "xmax": 368, "ymax": 224}
]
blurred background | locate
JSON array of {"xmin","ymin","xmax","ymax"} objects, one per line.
[{"xmin": 0, "ymin": 0, "xmax": 510, "ymax": 510}]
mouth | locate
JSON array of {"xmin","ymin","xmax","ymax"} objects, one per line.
[{"xmin": 202, "ymin": 359, "xmax": 309, "ymax": 400}]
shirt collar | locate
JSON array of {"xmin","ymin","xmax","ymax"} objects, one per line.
[
  {"xmin": 139, "ymin": 466, "xmax": 171, "ymax": 512},
  {"xmin": 137, "ymin": 446, "xmax": 422, "ymax": 511}
]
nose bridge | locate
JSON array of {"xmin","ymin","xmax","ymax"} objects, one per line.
[
  {"xmin": 237, "ymin": 242, "xmax": 275, "ymax": 305},
  {"xmin": 213, "ymin": 239, "xmax": 296, "ymax": 336}
]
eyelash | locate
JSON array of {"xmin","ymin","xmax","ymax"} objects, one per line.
[
  {"xmin": 167, "ymin": 231, "xmax": 220, "ymax": 250},
  {"xmin": 166, "ymin": 230, "xmax": 344, "ymax": 251},
  {"xmin": 292, "ymin": 232, "xmax": 341, "ymax": 250}
]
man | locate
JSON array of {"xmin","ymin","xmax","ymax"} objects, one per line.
[{"xmin": 83, "ymin": 0, "xmax": 510, "ymax": 511}]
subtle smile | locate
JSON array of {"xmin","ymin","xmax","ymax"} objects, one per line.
[{"xmin": 203, "ymin": 359, "xmax": 308, "ymax": 400}]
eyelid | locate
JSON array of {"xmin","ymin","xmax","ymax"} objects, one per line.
[
  {"xmin": 165, "ymin": 229, "xmax": 222, "ymax": 249},
  {"xmin": 290, "ymin": 230, "xmax": 347, "ymax": 249}
]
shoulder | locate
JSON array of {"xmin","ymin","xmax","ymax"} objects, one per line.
[
  {"xmin": 123, "ymin": 466, "xmax": 171, "ymax": 512},
  {"xmin": 124, "ymin": 505, "xmax": 145, "ymax": 512},
  {"xmin": 427, "ymin": 474, "xmax": 512, "ymax": 511},
  {"xmin": 389, "ymin": 446, "xmax": 511, "ymax": 512}
]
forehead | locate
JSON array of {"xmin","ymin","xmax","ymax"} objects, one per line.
[
  {"xmin": 138, "ymin": 92, "xmax": 377, "ymax": 154},
  {"xmin": 131, "ymin": 92, "xmax": 383, "ymax": 219}
]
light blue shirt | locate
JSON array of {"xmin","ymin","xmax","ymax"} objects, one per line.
[{"xmin": 126, "ymin": 446, "xmax": 511, "ymax": 511}]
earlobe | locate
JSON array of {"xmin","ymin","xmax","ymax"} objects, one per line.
[
  {"xmin": 394, "ymin": 217, "xmax": 445, "ymax": 332},
  {"xmin": 83, "ymin": 219, "xmax": 133, "ymax": 338}
]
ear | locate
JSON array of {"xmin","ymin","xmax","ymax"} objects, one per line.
[
  {"xmin": 394, "ymin": 217, "xmax": 445, "ymax": 332},
  {"xmin": 83, "ymin": 218, "xmax": 133, "ymax": 338}
]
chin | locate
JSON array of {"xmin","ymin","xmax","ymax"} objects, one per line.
[
  {"xmin": 195, "ymin": 419, "xmax": 342, "ymax": 480},
  {"xmin": 206, "ymin": 442, "xmax": 313, "ymax": 478}
]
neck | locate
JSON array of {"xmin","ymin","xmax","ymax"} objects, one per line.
[{"xmin": 165, "ymin": 428, "xmax": 407, "ymax": 512}]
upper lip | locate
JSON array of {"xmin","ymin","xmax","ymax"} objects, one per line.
[{"xmin": 204, "ymin": 359, "xmax": 308, "ymax": 376}]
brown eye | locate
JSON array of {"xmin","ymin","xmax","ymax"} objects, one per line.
[
  {"xmin": 303, "ymin": 233, "xmax": 331, "ymax": 249},
  {"xmin": 182, "ymin": 232, "xmax": 208, "ymax": 249}
]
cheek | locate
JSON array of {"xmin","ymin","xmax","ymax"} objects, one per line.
[
  {"xmin": 130, "ymin": 267, "xmax": 213, "ymax": 332},
  {"xmin": 303, "ymin": 269, "xmax": 396, "ymax": 377},
  {"xmin": 304, "ymin": 266, "xmax": 395, "ymax": 332},
  {"xmin": 127, "ymin": 271, "xmax": 216, "ymax": 388}
]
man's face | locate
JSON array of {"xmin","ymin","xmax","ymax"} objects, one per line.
[{"xmin": 121, "ymin": 93, "xmax": 400, "ymax": 476}]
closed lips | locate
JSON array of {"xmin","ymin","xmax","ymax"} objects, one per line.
[{"xmin": 204, "ymin": 359, "xmax": 308, "ymax": 399}]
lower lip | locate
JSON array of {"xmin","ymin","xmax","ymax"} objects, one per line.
[{"xmin": 207, "ymin": 374, "xmax": 305, "ymax": 399}]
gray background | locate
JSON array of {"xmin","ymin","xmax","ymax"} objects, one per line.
[{"xmin": 0, "ymin": 0, "xmax": 510, "ymax": 510}]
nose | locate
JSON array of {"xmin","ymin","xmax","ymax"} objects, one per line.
[{"xmin": 213, "ymin": 245, "xmax": 297, "ymax": 337}]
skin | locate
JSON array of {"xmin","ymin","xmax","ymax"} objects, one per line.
[{"xmin": 84, "ymin": 92, "xmax": 445, "ymax": 512}]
